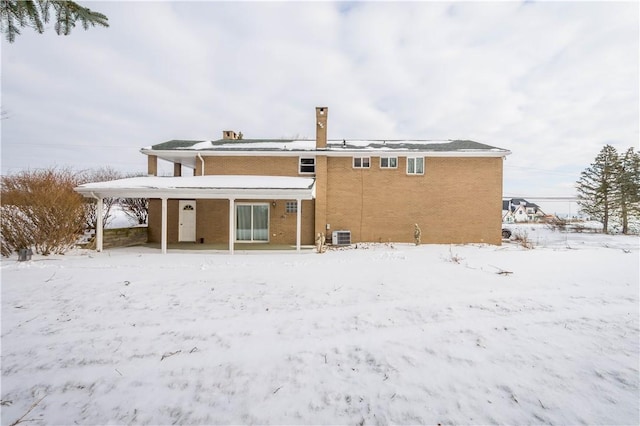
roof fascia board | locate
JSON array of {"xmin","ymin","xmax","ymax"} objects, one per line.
[
  {"xmin": 142, "ymin": 148, "xmax": 511, "ymax": 158},
  {"xmin": 76, "ymin": 187, "xmax": 315, "ymax": 200},
  {"xmin": 321, "ymin": 150, "xmax": 511, "ymax": 158},
  {"xmin": 141, "ymin": 149, "xmax": 315, "ymax": 158}
]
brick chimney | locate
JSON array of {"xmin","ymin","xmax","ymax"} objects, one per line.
[
  {"xmin": 315, "ymin": 107, "xmax": 328, "ymax": 149},
  {"xmin": 222, "ymin": 130, "xmax": 237, "ymax": 140}
]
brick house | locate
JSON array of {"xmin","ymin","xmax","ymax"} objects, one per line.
[{"xmin": 76, "ymin": 107, "xmax": 511, "ymax": 253}]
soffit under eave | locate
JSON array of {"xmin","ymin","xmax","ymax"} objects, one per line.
[
  {"xmin": 75, "ymin": 187, "xmax": 315, "ymax": 200},
  {"xmin": 140, "ymin": 149, "xmax": 198, "ymax": 168}
]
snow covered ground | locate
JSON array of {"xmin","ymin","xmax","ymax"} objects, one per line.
[{"xmin": 1, "ymin": 225, "xmax": 638, "ymax": 425}]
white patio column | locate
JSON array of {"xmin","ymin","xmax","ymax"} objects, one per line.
[
  {"xmin": 296, "ymin": 198, "xmax": 302, "ymax": 252},
  {"xmin": 96, "ymin": 196, "xmax": 103, "ymax": 252},
  {"xmin": 228, "ymin": 198, "xmax": 235, "ymax": 254},
  {"xmin": 161, "ymin": 197, "xmax": 168, "ymax": 254}
]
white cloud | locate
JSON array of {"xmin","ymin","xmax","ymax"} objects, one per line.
[{"xmin": 1, "ymin": 1, "xmax": 637, "ymax": 201}]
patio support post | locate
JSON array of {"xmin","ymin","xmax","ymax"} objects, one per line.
[
  {"xmin": 229, "ymin": 198, "xmax": 235, "ymax": 254},
  {"xmin": 161, "ymin": 197, "xmax": 168, "ymax": 254},
  {"xmin": 95, "ymin": 196, "xmax": 103, "ymax": 252},
  {"xmin": 296, "ymin": 198, "xmax": 302, "ymax": 252}
]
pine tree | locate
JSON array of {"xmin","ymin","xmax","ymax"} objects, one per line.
[
  {"xmin": 616, "ymin": 147, "xmax": 640, "ymax": 234},
  {"xmin": 576, "ymin": 145, "xmax": 620, "ymax": 233},
  {"xmin": 0, "ymin": 0, "xmax": 108, "ymax": 43}
]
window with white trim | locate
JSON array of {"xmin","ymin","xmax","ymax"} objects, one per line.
[
  {"xmin": 353, "ymin": 157, "xmax": 370, "ymax": 168},
  {"xmin": 380, "ymin": 157, "xmax": 397, "ymax": 169},
  {"xmin": 299, "ymin": 157, "xmax": 315, "ymax": 174},
  {"xmin": 236, "ymin": 203, "xmax": 269, "ymax": 242},
  {"xmin": 407, "ymin": 157, "xmax": 424, "ymax": 175},
  {"xmin": 285, "ymin": 201, "xmax": 298, "ymax": 213}
]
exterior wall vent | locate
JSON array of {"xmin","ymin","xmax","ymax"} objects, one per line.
[{"xmin": 332, "ymin": 230, "xmax": 351, "ymax": 245}]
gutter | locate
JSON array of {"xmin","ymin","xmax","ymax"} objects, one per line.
[{"xmin": 144, "ymin": 148, "xmax": 510, "ymax": 158}]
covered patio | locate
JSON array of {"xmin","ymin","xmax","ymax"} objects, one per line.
[{"xmin": 75, "ymin": 175, "xmax": 316, "ymax": 254}]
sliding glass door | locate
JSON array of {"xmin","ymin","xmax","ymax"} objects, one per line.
[{"xmin": 236, "ymin": 204, "xmax": 269, "ymax": 242}]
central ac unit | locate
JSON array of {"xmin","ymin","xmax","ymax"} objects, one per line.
[{"xmin": 332, "ymin": 230, "xmax": 351, "ymax": 245}]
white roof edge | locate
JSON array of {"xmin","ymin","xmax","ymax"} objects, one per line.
[
  {"xmin": 140, "ymin": 149, "xmax": 317, "ymax": 158},
  {"xmin": 317, "ymin": 150, "xmax": 512, "ymax": 158},
  {"xmin": 141, "ymin": 148, "xmax": 511, "ymax": 158},
  {"xmin": 76, "ymin": 187, "xmax": 315, "ymax": 200},
  {"xmin": 75, "ymin": 175, "xmax": 316, "ymax": 200}
]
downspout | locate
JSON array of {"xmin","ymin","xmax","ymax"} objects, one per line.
[{"xmin": 197, "ymin": 153, "xmax": 205, "ymax": 176}]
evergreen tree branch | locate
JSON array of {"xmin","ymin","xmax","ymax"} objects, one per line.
[{"xmin": 0, "ymin": 0, "xmax": 108, "ymax": 42}]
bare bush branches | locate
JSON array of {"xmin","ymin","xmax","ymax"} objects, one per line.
[
  {"xmin": 1, "ymin": 168, "xmax": 85, "ymax": 256},
  {"xmin": 446, "ymin": 246, "xmax": 464, "ymax": 263},
  {"xmin": 8, "ymin": 394, "xmax": 46, "ymax": 426},
  {"xmin": 78, "ymin": 167, "xmax": 123, "ymax": 229},
  {"xmin": 120, "ymin": 197, "xmax": 148, "ymax": 225},
  {"xmin": 79, "ymin": 169, "xmax": 148, "ymax": 227},
  {"xmin": 512, "ymin": 230, "xmax": 534, "ymax": 249}
]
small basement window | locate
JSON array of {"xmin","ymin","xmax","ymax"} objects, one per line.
[
  {"xmin": 299, "ymin": 157, "xmax": 315, "ymax": 174},
  {"xmin": 353, "ymin": 157, "xmax": 370, "ymax": 168}
]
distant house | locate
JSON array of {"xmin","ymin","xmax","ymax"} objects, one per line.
[
  {"xmin": 503, "ymin": 198, "xmax": 546, "ymax": 223},
  {"xmin": 76, "ymin": 107, "xmax": 511, "ymax": 253}
]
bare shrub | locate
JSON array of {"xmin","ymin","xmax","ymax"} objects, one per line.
[
  {"xmin": 1, "ymin": 168, "xmax": 85, "ymax": 256},
  {"xmin": 512, "ymin": 230, "xmax": 534, "ymax": 249},
  {"xmin": 446, "ymin": 245, "xmax": 464, "ymax": 263},
  {"xmin": 571, "ymin": 223, "xmax": 587, "ymax": 233},
  {"xmin": 120, "ymin": 197, "xmax": 148, "ymax": 225},
  {"xmin": 1, "ymin": 206, "xmax": 31, "ymax": 257},
  {"xmin": 119, "ymin": 173, "xmax": 148, "ymax": 225},
  {"xmin": 545, "ymin": 217, "xmax": 568, "ymax": 232}
]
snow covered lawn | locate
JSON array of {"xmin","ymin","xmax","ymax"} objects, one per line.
[{"xmin": 2, "ymin": 226, "xmax": 638, "ymax": 425}]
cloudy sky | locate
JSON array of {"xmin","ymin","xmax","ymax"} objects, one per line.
[{"xmin": 1, "ymin": 1, "xmax": 638, "ymax": 212}]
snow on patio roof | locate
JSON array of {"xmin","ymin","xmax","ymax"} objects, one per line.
[{"xmin": 75, "ymin": 175, "xmax": 316, "ymax": 200}]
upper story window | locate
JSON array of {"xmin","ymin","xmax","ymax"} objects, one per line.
[
  {"xmin": 353, "ymin": 157, "xmax": 370, "ymax": 168},
  {"xmin": 407, "ymin": 157, "xmax": 424, "ymax": 175},
  {"xmin": 299, "ymin": 157, "xmax": 315, "ymax": 174},
  {"xmin": 380, "ymin": 157, "xmax": 398, "ymax": 169}
]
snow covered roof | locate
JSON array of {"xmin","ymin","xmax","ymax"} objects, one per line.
[
  {"xmin": 75, "ymin": 176, "xmax": 316, "ymax": 200},
  {"xmin": 145, "ymin": 138, "xmax": 508, "ymax": 154},
  {"xmin": 141, "ymin": 139, "xmax": 510, "ymax": 169},
  {"xmin": 504, "ymin": 198, "xmax": 542, "ymax": 212}
]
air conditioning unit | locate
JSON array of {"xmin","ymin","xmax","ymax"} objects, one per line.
[{"xmin": 332, "ymin": 230, "xmax": 351, "ymax": 246}]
